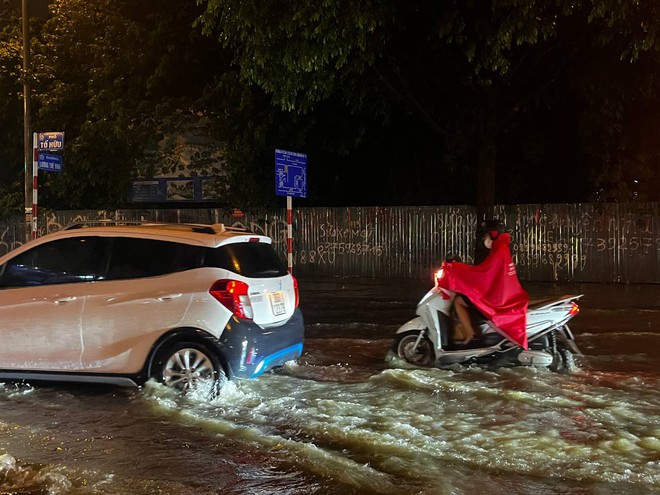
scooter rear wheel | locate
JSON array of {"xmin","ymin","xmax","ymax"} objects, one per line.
[
  {"xmin": 550, "ymin": 347, "xmax": 577, "ymax": 374},
  {"xmin": 394, "ymin": 331, "xmax": 435, "ymax": 367}
]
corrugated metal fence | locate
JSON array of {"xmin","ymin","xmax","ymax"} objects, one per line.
[{"xmin": 1, "ymin": 203, "xmax": 658, "ymax": 283}]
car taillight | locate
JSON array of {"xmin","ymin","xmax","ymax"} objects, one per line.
[
  {"xmin": 292, "ymin": 275, "xmax": 299, "ymax": 308},
  {"xmin": 569, "ymin": 302, "xmax": 580, "ymax": 316},
  {"xmin": 209, "ymin": 280, "xmax": 254, "ymax": 320}
]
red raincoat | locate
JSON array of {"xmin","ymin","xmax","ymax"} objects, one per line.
[{"xmin": 438, "ymin": 233, "xmax": 529, "ymax": 349}]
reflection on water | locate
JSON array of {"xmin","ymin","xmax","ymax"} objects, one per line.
[
  {"xmin": 0, "ymin": 280, "xmax": 657, "ymax": 495},
  {"xmin": 143, "ymin": 347, "xmax": 660, "ymax": 495},
  {"xmin": 0, "ymin": 337, "xmax": 658, "ymax": 495}
]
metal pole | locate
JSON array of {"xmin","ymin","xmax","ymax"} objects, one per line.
[
  {"xmin": 22, "ymin": 0, "xmax": 32, "ymax": 242},
  {"xmin": 287, "ymin": 195, "xmax": 293, "ymax": 274},
  {"xmin": 32, "ymin": 133, "xmax": 38, "ymax": 239}
]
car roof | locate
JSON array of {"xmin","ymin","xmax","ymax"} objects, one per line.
[{"xmin": 27, "ymin": 222, "xmax": 272, "ymax": 249}]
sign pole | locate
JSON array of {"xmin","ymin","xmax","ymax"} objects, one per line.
[
  {"xmin": 32, "ymin": 132, "xmax": 38, "ymax": 239},
  {"xmin": 287, "ymin": 195, "xmax": 293, "ymax": 274},
  {"xmin": 275, "ymin": 148, "xmax": 307, "ymax": 276},
  {"xmin": 32, "ymin": 131, "xmax": 65, "ymax": 240}
]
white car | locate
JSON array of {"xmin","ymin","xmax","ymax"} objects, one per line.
[{"xmin": 0, "ymin": 222, "xmax": 304, "ymax": 396}]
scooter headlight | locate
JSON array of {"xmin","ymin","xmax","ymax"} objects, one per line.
[{"xmin": 434, "ymin": 268, "xmax": 444, "ymax": 286}]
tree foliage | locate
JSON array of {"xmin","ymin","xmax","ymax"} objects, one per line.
[
  {"xmin": 198, "ymin": 0, "xmax": 660, "ymax": 209},
  {"xmin": 0, "ymin": 1, "xmax": 30, "ymax": 217},
  {"xmin": 0, "ymin": 0, "xmax": 659, "ymax": 213},
  {"xmin": 31, "ymin": 0, "xmax": 230, "ymax": 209}
]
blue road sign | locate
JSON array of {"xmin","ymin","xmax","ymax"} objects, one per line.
[
  {"xmin": 37, "ymin": 132, "xmax": 65, "ymax": 151},
  {"xmin": 275, "ymin": 149, "xmax": 307, "ymax": 198},
  {"xmin": 38, "ymin": 153, "xmax": 63, "ymax": 172}
]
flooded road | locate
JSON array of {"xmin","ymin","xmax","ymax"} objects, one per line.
[{"xmin": 0, "ymin": 278, "xmax": 658, "ymax": 494}]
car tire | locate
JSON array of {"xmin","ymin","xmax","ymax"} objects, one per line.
[{"xmin": 150, "ymin": 341, "xmax": 226, "ymax": 398}]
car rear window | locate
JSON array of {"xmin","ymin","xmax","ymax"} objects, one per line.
[
  {"xmin": 105, "ymin": 238, "xmax": 204, "ymax": 280},
  {"xmin": 203, "ymin": 242, "xmax": 288, "ymax": 278}
]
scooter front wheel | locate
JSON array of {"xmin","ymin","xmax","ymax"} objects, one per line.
[{"xmin": 393, "ymin": 331, "xmax": 435, "ymax": 367}]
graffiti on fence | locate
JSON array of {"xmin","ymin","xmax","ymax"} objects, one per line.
[
  {"xmin": 229, "ymin": 218, "xmax": 288, "ymax": 246},
  {"xmin": 512, "ymin": 238, "xmax": 588, "ymax": 279},
  {"xmin": 579, "ymin": 209, "xmax": 658, "ymax": 256},
  {"xmin": 1, "ymin": 204, "xmax": 658, "ymax": 282},
  {"xmin": 0, "ymin": 226, "xmax": 23, "ymax": 256},
  {"xmin": 429, "ymin": 209, "xmax": 477, "ymax": 246},
  {"xmin": 298, "ymin": 221, "xmax": 386, "ymax": 266},
  {"xmin": 41, "ymin": 211, "xmax": 114, "ymax": 235},
  {"xmin": 504, "ymin": 206, "xmax": 659, "ymax": 280}
]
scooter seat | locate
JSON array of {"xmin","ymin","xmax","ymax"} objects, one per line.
[{"xmin": 528, "ymin": 295, "xmax": 580, "ymax": 310}]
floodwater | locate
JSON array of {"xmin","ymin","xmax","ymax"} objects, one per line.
[{"xmin": 0, "ymin": 278, "xmax": 658, "ymax": 495}]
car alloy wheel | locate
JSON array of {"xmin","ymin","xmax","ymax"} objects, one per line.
[{"xmin": 153, "ymin": 341, "xmax": 226, "ymax": 397}]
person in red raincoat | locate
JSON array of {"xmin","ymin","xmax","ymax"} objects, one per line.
[{"xmin": 438, "ymin": 228, "xmax": 529, "ymax": 349}]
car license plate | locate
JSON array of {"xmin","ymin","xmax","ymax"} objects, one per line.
[{"xmin": 269, "ymin": 291, "xmax": 286, "ymax": 316}]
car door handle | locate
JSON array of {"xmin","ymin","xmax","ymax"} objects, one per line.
[
  {"xmin": 52, "ymin": 296, "xmax": 77, "ymax": 304},
  {"xmin": 156, "ymin": 293, "xmax": 183, "ymax": 302}
]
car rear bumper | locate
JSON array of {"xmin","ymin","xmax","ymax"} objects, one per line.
[{"xmin": 220, "ymin": 308, "xmax": 305, "ymax": 379}]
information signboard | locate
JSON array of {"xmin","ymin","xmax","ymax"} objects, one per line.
[
  {"xmin": 37, "ymin": 132, "xmax": 65, "ymax": 151},
  {"xmin": 275, "ymin": 149, "xmax": 307, "ymax": 198},
  {"xmin": 37, "ymin": 153, "xmax": 63, "ymax": 172}
]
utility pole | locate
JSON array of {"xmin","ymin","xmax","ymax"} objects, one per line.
[{"xmin": 22, "ymin": 0, "xmax": 32, "ymax": 242}]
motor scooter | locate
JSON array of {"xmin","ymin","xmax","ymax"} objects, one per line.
[{"xmin": 390, "ymin": 268, "xmax": 583, "ymax": 372}]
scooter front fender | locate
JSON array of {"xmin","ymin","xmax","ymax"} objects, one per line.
[
  {"xmin": 395, "ymin": 316, "xmax": 444, "ymax": 352},
  {"xmin": 395, "ymin": 316, "xmax": 427, "ymax": 334}
]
